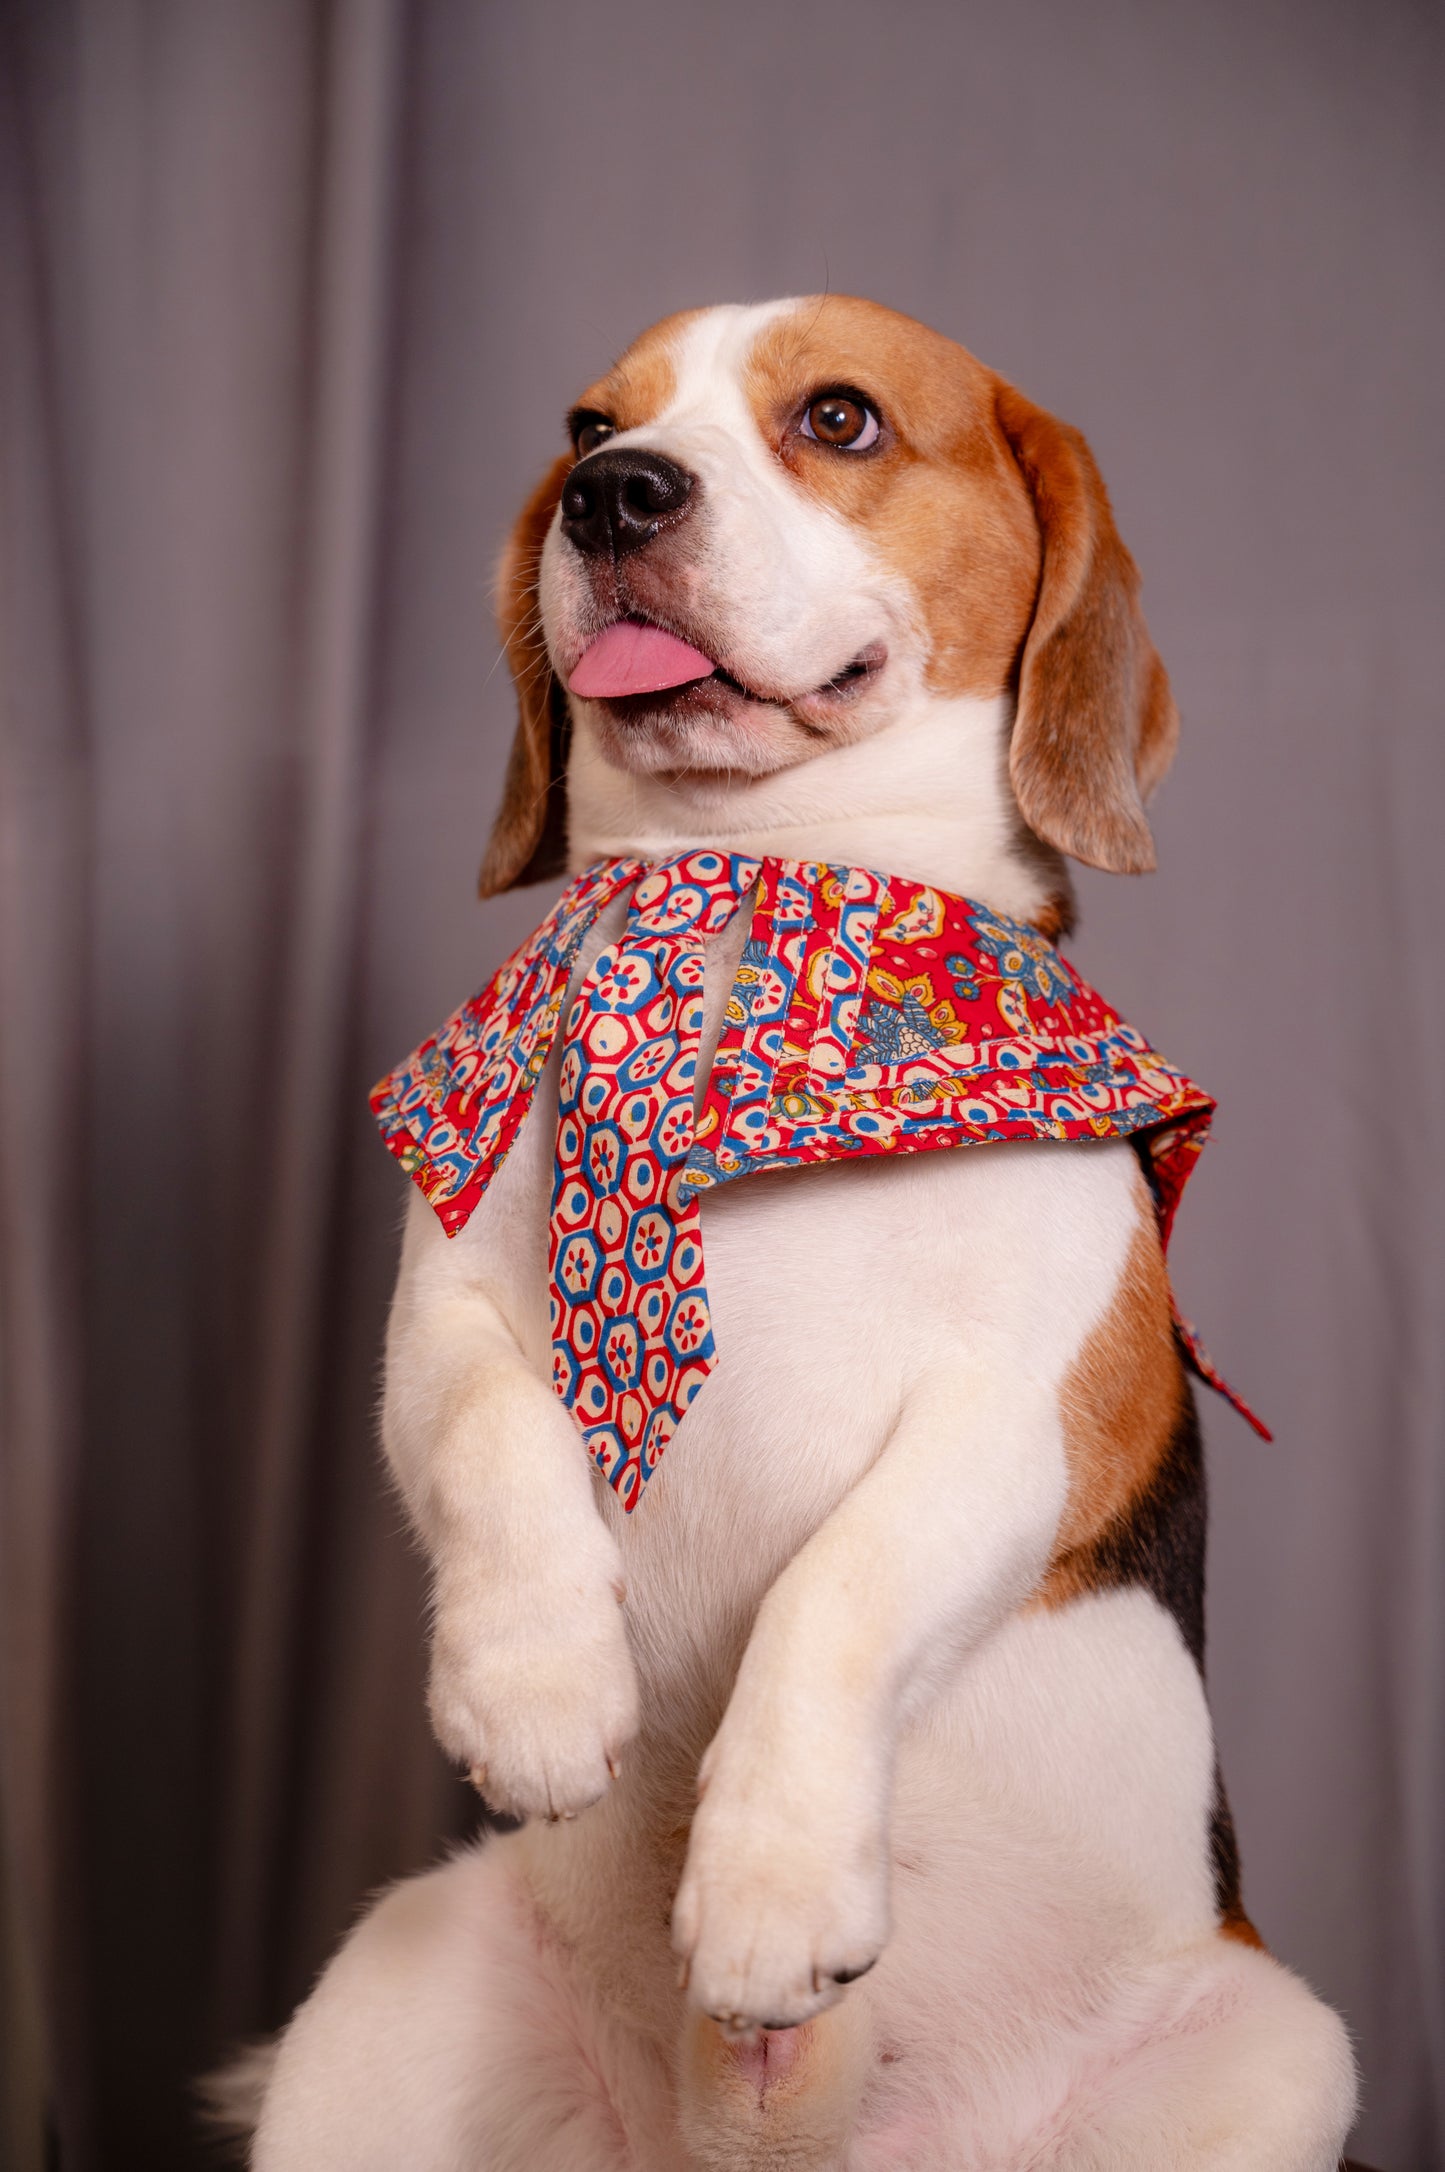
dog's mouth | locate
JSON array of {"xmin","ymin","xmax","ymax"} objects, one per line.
[{"xmin": 563, "ymin": 616, "xmax": 886, "ymax": 725}]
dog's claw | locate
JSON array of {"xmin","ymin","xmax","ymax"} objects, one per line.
[
  {"xmin": 606, "ymin": 1753, "xmax": 622, "ymax": 1781},
  {"xmin": 467, "ymin": 1763, "xmax": 488, "ymax": 1796},
  {"xmin": 714, "ymin": 2011, "xmax": 759, "ymax": 2043}
]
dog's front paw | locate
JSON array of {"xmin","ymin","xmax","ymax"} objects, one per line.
[
  {"xmin": 427, "ymin": 1538, "xmax": 638, "ymax": 1822},
  {"xmin": 672, "ymin": 1736, "xmax": 891, "ymax": 2035}
]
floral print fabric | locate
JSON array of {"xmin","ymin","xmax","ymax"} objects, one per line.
[
  {"xmin": 371, "ymin": 854, "xmax": 1268, "ymax": 1503},
  {"xmin": 687, "ymin": 865, "xmax": 1206, "ymax": 1224}
]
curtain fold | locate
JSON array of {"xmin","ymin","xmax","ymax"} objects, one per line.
[
  {"xmin": 210, "ymin": 0, "xmax": 404, "ymax": 2037},
  {"xmin": 1, "ymin": 8, "xmax": 94, "ymax": 2162},
  {"xmin": 0, "ymin": 2, "xmax": 463, "ymax": 2161},
  {"xmin": 1, "ymin": 2, "xmax": 1440, "ymax": 2166}
]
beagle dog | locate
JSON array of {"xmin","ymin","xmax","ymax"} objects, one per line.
[{"xmin": 249, "ymin": 298, "xmax": 1355, "ymax": 2170}]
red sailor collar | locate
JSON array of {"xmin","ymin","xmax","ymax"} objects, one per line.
[{"xmin": 371, "ymin": 855, "xmax": 1267, "ymax": 1440}]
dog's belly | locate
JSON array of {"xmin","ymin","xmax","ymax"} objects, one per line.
[
  {"xmin": 491, "ymin": 1127, "xmax": 1222, "ymax": 2036},
  {"xmin": 516, "ymin": 1578, "xmax": 1220, "ymax": 2068},
  {"xmin": 596, "ymin": 1132, "xmax": 1147, "ymax": 1681},
  {"xmin": 483, "ymin": 1110, "xmax": 1149, "ymax": 1709}
]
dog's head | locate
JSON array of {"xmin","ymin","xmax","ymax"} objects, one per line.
[{"xmin": 481, "ymin": 297, "xmax": 1177, "ymax": 911}]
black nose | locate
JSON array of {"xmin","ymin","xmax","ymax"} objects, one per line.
[{"xmin": 560, "ymin": 447, "xmax": 695, "ymax": 560}]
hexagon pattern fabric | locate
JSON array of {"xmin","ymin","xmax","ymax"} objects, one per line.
[
  {"xmin": 547, "ymin": 851, "xmax": 760, "ymax": 1507},
  {"xmin": 372, "ymin": 853, "xmax": 1268, "ymax": 1511}
]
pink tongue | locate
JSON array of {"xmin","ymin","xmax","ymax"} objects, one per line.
[{"xmin": 568, "ymin": 620, "xmax": 718, "ymax": 699}]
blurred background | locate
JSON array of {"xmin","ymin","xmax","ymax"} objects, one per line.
[{"xmin": 1, "ymin": 1, "xmax": 1441, "ymax": 2165}]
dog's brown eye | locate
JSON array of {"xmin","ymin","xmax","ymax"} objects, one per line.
[
  {"xmin": 572, "ymin": 414, "xmax": 617, "ymax": 458},
  {"xmin": 801, "ymin": 392, "xmax": 880, "ymax": 451}
]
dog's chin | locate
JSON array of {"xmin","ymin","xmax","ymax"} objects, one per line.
[
  {"xmin": 583, "ymin": 680, "xmax": 799, "ymax": 783},
  {"xmin": 580, "ymin": 661, "xmax": 890, "ymax": 788}
]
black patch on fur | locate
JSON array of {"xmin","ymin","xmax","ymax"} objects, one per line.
[
  {"xmin": 1076, "ymin": 1373, "xmax": 1207, "ymax": 1667},
  {"xmin": 1208, "ymin": 1765, "xmax": 1246, "ymax": 1924},
  {"xmin": 1055, "ymin": 1365, "xmax": 1254, "ymax": 1933}
]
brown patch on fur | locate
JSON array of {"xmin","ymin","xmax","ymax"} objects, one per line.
[
  {"xmin": 743, "ymin": 297, "xmax": 1041, "ymax": 700},
  {"xmin": 1039, "ymin": 1177, "xmax": 1262, "ymax": 1946},
  {"xmin": 995, "ymin": 383, "xmax": 1178, "ymax": 875},
  {"xmin": 479, "ymin": 452, "xmax": 573, "ymax": 896},
  {"xmin": 742, "ymin": 295, "xmax": 1177, "ymax": 875},
  {"xmin": 487, "ymin": 295, "xmax": 1178, "ymax": 890},
  {"xmin": 481, "ymin": 319, "xmax": 699, "ymax": 893},
  {"xmin": 1026, "ymin": 891, "xmax": 1073, "ymax": 944},
  {"xmin": 571, "ymin": 311, "xmax": 697, "ymax": 435},
  {"xmin": 1041, "ymin": 1191, "xmax": 1188, "ymax": 1596}
]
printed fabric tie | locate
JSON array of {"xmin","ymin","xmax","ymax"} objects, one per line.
[{"xmin": 548, "ymin": 852, "xmax": 762, "ymax": 1509}]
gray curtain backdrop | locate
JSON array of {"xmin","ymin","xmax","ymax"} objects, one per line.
[{"xmin": 1, "ymin": 1, "xmax": 1440, "ymax": 2165}]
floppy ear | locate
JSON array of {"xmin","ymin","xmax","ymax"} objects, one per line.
[
  {"xmin": 994, "ymin": 383, "xmax": 1178, "ymax": 875},
  {"xmin": 478, "ymin": 452, "xmax": 574, "ymax": 898}
]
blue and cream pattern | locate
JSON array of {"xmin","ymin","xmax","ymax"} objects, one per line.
[{"xmin": 372, "ymin": 854, "xmax": 1269, "ymax": 1508}]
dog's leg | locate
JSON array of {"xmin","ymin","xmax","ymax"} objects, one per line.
[
  {"xmin": 1039, "ymin": 1938, "xmax": 1356, "ymax": 2172},
  {"xmin": 252, "ymin": 1841, "xmax": 680, "ymax": 2172},
  {"xmin": 839, "ymin": 1938, "xmax": 1355, "ymax": 2172},
  {"xmin": 672, "ymin": 1356, "xmax": 1066, "ymax": 2033},
  {"xmin": 382, "ymin": 1187, "xmax": 638, "ymax": 1820}
]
